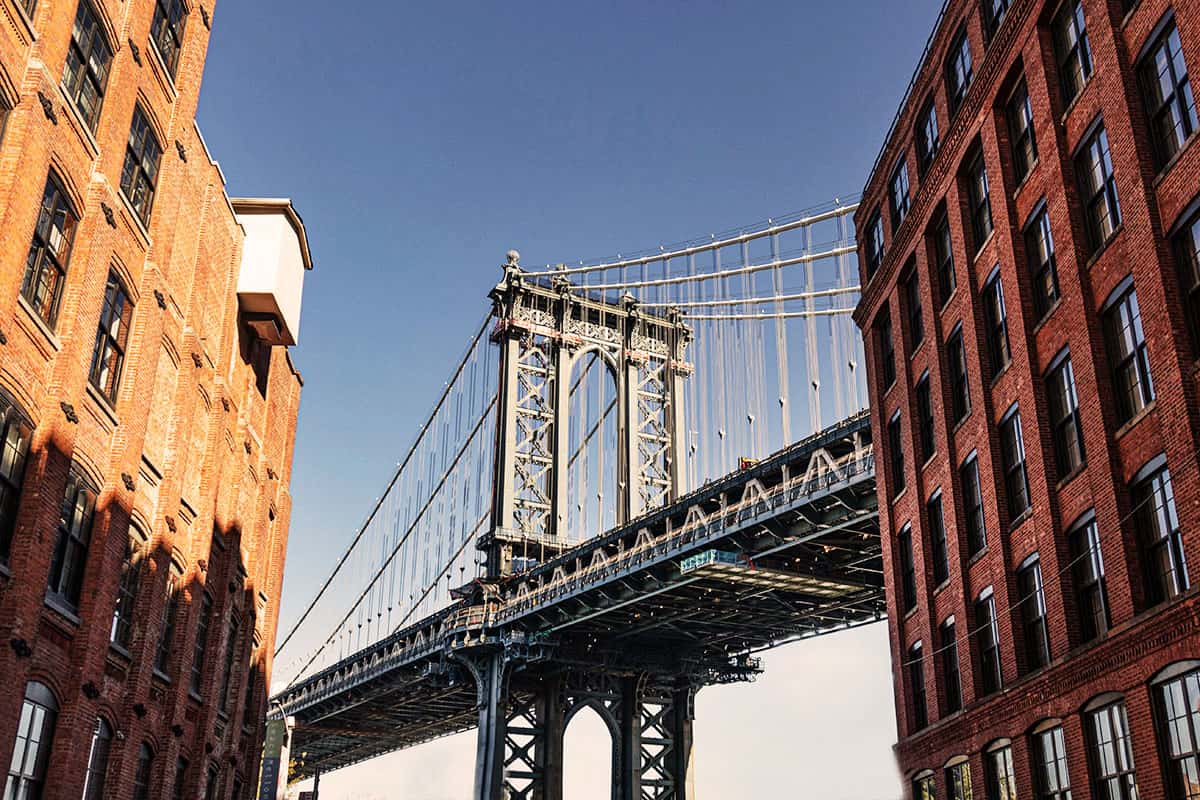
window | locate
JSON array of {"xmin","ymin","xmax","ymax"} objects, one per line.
[
  {"xmin": 917, "ymin": 375, "xmax": 935, "ymax": 463},
  {"xmin": 917, "ymin": 100, "xmax": 940, "ymax": 175},
  {"xmin": 1088, "ymin": 701, "xmax": 1138, "ymax": 800},
  {"xmin": 62, "ymin": 1, "xmax": 112, "ymax": 131},
  {"xmin": 81, "ymin": 717, "xmax": 112, "ymax": 800},
  {"xmin": 1132, "ymin": 461, "xmax": 1188, "ymax": 605},
  {"xmin": 0, "ymin": 397, "xmax": 33, "ymax": 565},
  {"xmin": 940, "ymin": 617, "xmax": 961, "ymax": 713},
  {"xmin": 1025, "ymin": 205, "xmax": 1060, "ymax": 318},
  {"xmin": 1157, "ymin": 666, "xmax": 1200, "ymax": 799},
  {"xmin": 218, "ymin": 614, "xmax": 241, "ymax": 714},
  {"xmin": 1077, "ymin": 124, "xmax": 1122, "ymax": 251},
  {"xmin": 1103, "ymin": 281, "xmax": 1154, "ymax": 424},
  {"xmin": 191, "ymin": 592, "xmax": 214, "ymax": 695},
  {"xmin": 932, "ymin": 211, "xmax": 956, "ymax": 306},
  {"xmin": 947, "ymin": 326, "xmax": 971, "ymax": 423},
  {"xmin": 172, "ymin": 758, "xmax": 189, "ymax": 800},
  {"xmin": 900, "ymin": 524, "xmax": 917, "ymax": 613},
  {"xmin": 961, "ymin": 455, "xmax": 987, "ymax": 555},
  {"xmin": 121, "ymin": 105, "xmax": 163, "ymax": 226},
  {"xmin": 1175, "ymin": 206, "xmax": 1200, "ymax": 355},
  {"xmin": 889, "ymin": 412, "xmax": 906, "ymax": 494},
  {"xmin": 947, "ymin": 759, "xmax": 973, "ymax": 800},
  {"xmin": 983, "ymin": 0, "xmax": 1011, "ymax": 41},
  {"xmin": 243, "ymin": 661, "xmax": 259, "ymax": 727},
  {"xmin": 1008, "ymin": 79, "xmax": 1037, "ymax": 183},
  {"xmin": 1140, "ymin": 21, "xmax": 1197, "ymax": 169},
  {"xmin": 1018, "ymin": 556, "xmax": 1051, "ymax": 672},
  {"xmin": 929, "ymin": 492, "xmax": 949, "ymax": 585},
  {"xmin": 46, "ymin": 472, "xmax": 97, "ymax": 610},
  {"xmin": 151, "ymin": 0, "xmax": 188, "ymax": 78},
  {"xmin": 891, "ymin": 158, "xmax": 912, "ymax": 229},
  {"xmin": 976, "ymin": 587, "xmax": 1001, "ymax": 695},
  {"xmin": 1069, "ymin": 515, "xmax": 1109, "ymax": 644},
  {"xmin": 156, "ymin": 564, "xmax": 182, "ymax": 674},
  {"xmin": 909, "ymin": 641, "xmax": 928, "ymax": 731},
  {"xmin": 1046, "ymin": 353, "xmax": 1084, "ymax": 478},
  {"xmin": 111, "ymin": 528, "xmax": 146, "ymax": 649},
  {"xmin": 905, "ymin": 267, "xmax": 925, "ymax": 350},
  {"xmin": 133, "ymin": 744, "xmax": 154, "ymax": 800},
  {"xmin": 878, "ymin": 308, "xmax": 897, "ymax": 389},
  {"xmin": 866, "ymin": 210, "xmax": 885, "ymax": 277},
  {"xmin": 18, "ymin": 0, "xmax": 35, "ymax": 18},
  {"xmin": 983, "ymin": 270, "xmax": 1011, "ymax": 377},
  {"xmin": 205, "ymin": 765, "xmax": 220, "ymax": 800},
  {"xmin": 5, "ymin": 682, "xmax": 58, "ymax": 799},
  {"xmin": 21, "ymin": 173, "xmax": 79, "ymax": 329},
  {"xmin": 965, "ymin": 148, "xmax": 994, "ymax": 251},
  {"xmin": 89, "ymin": 271, "xmax": 134, "ymax": 403},
  {"xmin": 946, "ymin": 27, "xmax": 974, "ymax": 116},
  {"xmin": 987, "ymin": 742, "xmax": 1018, "ymax": 800},
  {"xmin": 1033, "ymin": 724, "xmax": 1073, "ymax": 800},
  {"xmin": 1054, "ymin": 0, "xmax": 1092, "ymax": 106},
  {"xmin": 999, "ymin": 407, "xmax": 1031, "ymax": 521},
  {"xmin": 914, "ymin": 772, "xmax": 937, "ymax": 800}
]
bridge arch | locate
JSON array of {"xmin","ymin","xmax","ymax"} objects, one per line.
[{"xmin": 563, "ymin": 701, "xmax": 618, "ymax": 800}]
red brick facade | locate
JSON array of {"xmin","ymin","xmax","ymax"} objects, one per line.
[
  {"xmin": 854, "ymin": 0, "xmax": 1200, "ymax": 797},
  {"xmin": 0, "ymin": 0, "xmax": 304, "ymax": 797}
]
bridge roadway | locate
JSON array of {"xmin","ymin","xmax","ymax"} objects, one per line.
[{"xmin": 274, "ymin": 411, "xmax": 882, "ymax": 794}]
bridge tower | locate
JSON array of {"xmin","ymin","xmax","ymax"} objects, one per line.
[{"xmin": 482, "ymin": 251, "xmax": 692, "ymax": 578}]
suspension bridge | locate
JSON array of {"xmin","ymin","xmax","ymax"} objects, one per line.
[{"xmin": 269, "ymin": 198, "xmax": 883, "ymax": 799}]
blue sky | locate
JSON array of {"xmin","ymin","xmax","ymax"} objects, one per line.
[{"xmin": 196, "ymin": 1, "xmax": 943, "ymax": 795}]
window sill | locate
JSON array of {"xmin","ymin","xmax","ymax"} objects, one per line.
[
  {"xmin": 1055, "ymin": 462, "xmax": 1086, "ymax": 491},
  {"xmin": 1008, "ymin": 508, "xmax": 1033, "ymax": 533},
  {"xmin": 1152, "ymin": 132, "xmax": 1199, "ymax": 188},
  {"xmin": 932, "ymin": 577, "xmax": 951, "ymax": 596},
  {"xmin": 971, "ymin": 229, "xmax": 997, "ymax": 265},
  {"xmin": 1059, "ymin": 76, "xmax": 1093, "ymax": 125},
  {"xmin": 115, "ymin": 188, "xmax": 152, "ymax": 248},
  {"xmin": 921, "ymin": 451, "xmax": 938, "ymax": 472},
  {"xmin": 188, "ymin": 689, "xmax": 203, "ymax": 704},
  {"xmin": 902, "ymin": 605, "xmax": 919, "ymax": 623},
  {"xmin": 989, "ymin": 360, "xmax": 1012, "ymax": 389},
  {"xmin": 951, "ymin": 410, "xmax": 972, "ymax": 436},
  {"xmin": 145, "ymin": 38, "xmax": 180, "ymax": 103},
  {"xmin": 43, "ymin": 594, "xmax": 81, "ymax": 627},
  {"xmin": 939, "ymin": 285, "xmax": 959, "ymax": 315},
  {"xmin": 882, "ymin": 378, "xmax": 898, "ymax": 401},
  {"xmin": 910, "ymin": 337, "xmax": 927, "ymax": 361},
  {"xmin": 108, "ymin": 642, "xmax": 132, "ymax": 662},
  {"xmin": 84, "ymin": 381, "xmax": 119, "ymax": 427},
  {"xmin": 1120, "ymin": 0, "xmax": 1143, "ymax": 27},
  {"xmin": 16, "ymin": 294, "xmax": 61, "ymax": 352},
  {"xmin": 0, "ymin": 561, "xmax": 10, "ymax": 581},
  {"xmin": 152, "ymin": 668, "xmax": 172, "ymax": 685},
  {"xmin": 967, "ymin": 547, "xmax": 989, "ymax": 568},
  {"xmin": 1083, "ymin": 224, "xmax": 1124, "ymax": 270},
  {"xmin": 891, "ymin": 486, "xmax": 908, "ymax": 505},
  {"xmin": 1031, "ymin": 298, "xmax": 1062, "ymax": 335},
  {"xmin": 1011, "ymin": 158, "xmax": 1039, "ymax": 198},
  {"xmin": 55, "ymin": 81, "xmax": 100, "ymax": 159},
  {"xmin": 1114, "ymin": 400, "xmax": 1156, "ymax": 440}
]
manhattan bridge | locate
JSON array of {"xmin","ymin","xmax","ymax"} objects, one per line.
[{"xmin": 270, "ymin": 198, "xmax": 883, "ymax": 798}]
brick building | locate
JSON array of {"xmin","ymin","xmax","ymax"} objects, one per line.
[
  {"xmin": 853, "ymin": 0, "xmax": 1200, "ymax": 797},
  {"xmin": 0, "ymin": 0, "xmax": 309, "ymax": 797}
]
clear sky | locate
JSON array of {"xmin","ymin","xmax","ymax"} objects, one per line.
[{"xmin": 196, "ymin": 1, "xmax": 944, "ymax": 796}]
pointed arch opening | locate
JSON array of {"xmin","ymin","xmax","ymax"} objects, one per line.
[
  {"xmin": 566, "ymin": 349, "xmax": 620, "ymax": 544},
  {"xmin": 563, "ymin": 703, "xmax": 615, "ymax": 800}
]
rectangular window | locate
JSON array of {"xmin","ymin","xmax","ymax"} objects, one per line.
[
  {"xmin": 947, "ymin": 761, "xmax": 973, "ymax": 800},
  {"xmin": 1140, "ymin": 21, "xmax": 1197, "ymax": 169},
  {"xmin": 21, "ymin": 174, "xmax": 79, "ymax": 329},
  {"xmin": 89, "ymin": 272, "xmax": 134, "ymax": 403},
  {"xmin": 1103, "ymin": 283, "xmax": 1154, "ymax": 424},
  {"xmin": 891, "ymin": 159, "xmax": 911, "ymax": 230},
  {"xmin": 1034, "ymin": 725, "xmax": 1073, "ymax": 800},
  {"xmin": 917, "ymin": 374, "xmax": 935, "ymax": 463},
  {"xmin": 932, "ymin": 212, "xmax": 956, "ymax": 306},
  {"xmin": 878, "ymin": 309, "xmax": 897, "ymax": 389},
  {"xmin": 62, "ymin": 1, "xmax": 112, "ymax": 131},
  {"xmin": 1018, "ymin": 557, "xmax": 1051, "ymax": 672},
  {"xmin": 983, "ymin": 271, "xmax": 1011, "ymax": 377},
  {"xmin": 961, "ymin": 455, "xmax": 987, "ymax": 556},
  {"xmin": 1089, "ymin": 701, "xmax": 1138, "ymax": 800},
  {"xmin": 121, "ymin": 106, "xmax": 163, "ymax": 227},
  {"xmin": 917, "ymin": 100, "xmax": 940, "ymax": 176},
  {"xmin": 46, "ymin": 475, "xmax": 97, "ymax": 611},
  {"xmin": 909, "ymin": 640, "xmax": 928, "ymax": 731},
  {"xmin": 905, "ymin": 268, "xmax": 925, "ymax": 350},
  {"xmin": 940, "ymin": 617, "xmax": 962, "ymax": 713},
  {"xmin": 1054, "ymin": 0, "xmax": 1093, "ymax": 106},
  {"xmin": 987, "ymin": 744, "xmax": 1018, "ymax": 800},
  {"xmin": 1025, "ymin": 205, "xmax": 1060, "ymax": 318},
  {"xmin": 191, "ymin": 593, "xmax": 213, "ymax": 695},
  {"xmin": 899, "ymin": 523, "xmax": 917, "ymax": 613},
  {"xmin": 156, "ymin": 566, "xmax": 182, "ymax": 674},
  {"xmin": 110, "ymin": 533, "xmax": 143, "ymax": 649},
  {"xmin": 132, "ymin": 745, "xmax": 153, "ymax": 800},
  {"xmin": 983, "ymin": 0, "xmax": 1011, "ymax": 41},
  {"xmin": 965, "ymin": 148, "xmax": 994, "ymax": 251},
  {"xmin": 946, "ymin": 27, "xmax": 974, "ymax": 116},
  {"xmin": 889, "ymin": 411, "xmax": 906, "ymax": 494},
  {"xmin": 1077, "ymin": 124, "xmax": 1122, "ymax": 251},
  {"xmin": 1157, "ymin": 667, "xmax": 1200, "ymax": 799},
  {"xmin": 929, "ymin": 492, "xmax": 949, "ymax": 585},
  {"xmin": 999, "ymin": 407, "xmax": 1031, "ymax": 520},
  {"xmin": 0, "ymin": 399, "xmax": 33, "ymax": 565},
  {"xmin": 947, "ymin": 326, "xmax": 971, "ymax": 423},
  {"xmin": 1047, "ymin": 354, "xmax": 1085, "ymax": 478},
  {"xmin": 1133, "ymin": 463, "xmax": 1189, "ymax": 605},
  {"xmin": 1008, "ymin": 79, "xmax": 1038, "ymax": 183},
  {"xmin": 1070, "ymin": 516, "xmax": 1109, "ymax": 644},
  {"xmin": 151, "ymin": 0, "xmax": 188, "ymax": 78},
  {"xmin": 1175, "ymin": 208, "xmax": 1200, "ymax": 356},
  {"xmin": 976, "ymin": 588, "xmax": 1001, "ymax": 695},
  {"xmin": 172, "ymin": 759, "xmax": 189, "ymax": 800},
  {"xmin": 866, "ymin": 210, "xmax": 885, "ymax": 277}
]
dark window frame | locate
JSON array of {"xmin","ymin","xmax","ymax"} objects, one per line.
[
  {"xmin": 120, "ymin": 105, "xmax": 164, "ymax": 227},
  {"xmin": 110, "ymin": 527, "xmax": 146, "ymax": 649},
  {"xmin": 6, "ymin": 682, "xmax": 58, "ymax": 798},
  {"xmin": 1132, "ymin": 458, "xmax": 1189, "ymax": 606},
  {"xmin": 983, "ymin": 268, "xmax": 1012, "ymax": 378},
  {"xmin": 947, "ymin": 759, "xmax": 974, "ymax": 800},
  {"xmin": 999, "ymin": 405, "xmax": 1031, "ymax": 521},
  {"xmin": 976, "ymin": 587, "xmax": 1002, "ymax": 695},
  {"xmin": 983, "ymin": 0, "xmax": 1011, "ymax": 42},
  {"xmin": 946, "ymin": 26, "xmax": 974, "ymax": 117},
  {"xmin": 1024, "ymin": 202, "xmax": 1060, "ymax": 319},
  {"xmin": 929, "ymin": 491, "xmax": 949, "ymax": 585},
  {"xmin": 986, "ymin": 741, "xmax": 1019, "ymax": 800},
  {"xmin": 1054, "ymin": 0, "xmax": 1093, "ymax": 107},
  {"xmin": 81, "ymin": 716, "xmax": 113, "ymax": 800},
  {"xmin": 891, "ymin": 157, "xmax": 912, "ymax": 230},
  {"xmin": 150, "ymin": 0, "xmax": 188, "ymax": 79},
  {"xmin": 1087, "ymin": 699, "xmax": 1139, "ymax": 800},
  {"xmin": 1173, "ymin": 202, "xmax": 1200, "ymax": 357},
  {"xmin": 62, "ymin": 0, "xmax": 113, "ymax": 131},
  {"xmin": 1007, "ymin": 78, "xmax": 1038, "ymax": 184},
  {"xmin": 865, "ymin": 209, "xmax": 885, "ymax": 278},
  {"xmin": 1138, "ymin": 17, "xmax": 1197, "ymax": 170},
  {"xmin": 190, "ymin": 591, "xmax": 214, "ymax": 696},
  {"xmin": 947, "ymin": 324, "xmax": 971, "ymax": 423},
  {"xmin": 916, "ymin": 372, "xmax": 935, "ymax": 463},
  {"xmin": 940, "ymin": 616, "xmax": 962, "ymax": 714},
  {"xmin": 916, "ymin": 98, "xmax": 941, "ymax": 176},
  {"xmin": 46, "ymin": 471, "xmax": 98, "ymax": 611},
  {"xmin": 965, "ymin": 146, "xmax": 994, "ymax": 252},
  {"xmin": 89, "ymin": 270, "xmax": 134, "ymax": 404},
  {"xmin": 1046, "ymin": 350, "xmax": 1085, "ymax": 479},
  {"xmin": 961, "ymin": 453, "xmax": 987, "ymax": 556},
  {"xmin": 909, "ymin": 640, "xmax": 928, "ymax": 731},
  {"xmin": 0, "ymin": 396, "xmax": 34, "ymax": 565},
  {"xmin": 1017, "ymin": 555, "xmax": 1051, "ymax": 672},
  {"xmin": 1155, "ymin": 666, "xmax": 1200, "ymax": 799},
  {"xmin": 1033, "ymin": 723, "xmax": 1073, "ymax": 800},
  {"xmin": 1076, "ymin": 121, "xmax": 1122, "ymax": 252},
  {"xmin": 156, "ymin": 564, "xmax": 183, "ymax": 675},
  {"xmin": 1069, "ymin": 513, "xmax": 1109, "ymax": 644},
  {"xmin": 889, "ymin": 411, "xmax": 906, "ymax": 495},
  {"xmin": 878, "ymin": 308, "xmax": 897, "ymax": 390},
  {"xmin": 904, "ymin": 264, "xmax": 925, "ymax": 351},
  {"xmin": 21, "ymin": 172, "xmax": 80, "ymax": 329},
  {"xmin": 1102, "ymin": 279, "xmax": 1154, "ymax": 424},
  {"xmin": 931, "ymin": 210, "xmax": 956, "ymax": 307},
  {"xmin": 899, "ymin": 523, "xmax": 917, "ymax": 613}
]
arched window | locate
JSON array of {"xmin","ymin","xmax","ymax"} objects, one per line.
[
  {"xmin": 1083, "ymin": 693, "xmax": 1138, "ymax": 799},
  {"xmin": 4, "ymin": 682, "xmax": 58, "ymax": 797},
  {"xmin": 81, "ymin": 717, "xmax": 113, "ymax": 800},
  {"xmin": 0, "ymin": 392, "xmax": 33, "ymax": 565},
  {"xmin": 1152, "ymin": 662, "xmax": 1200, "ymax": 800},
  {"xmin": 111, "ymin": 525, "xmax": 149, "ymax": 648},
  {"xmin": 132, "ymin": 743, "xmax": 154, "ymax": 800}
]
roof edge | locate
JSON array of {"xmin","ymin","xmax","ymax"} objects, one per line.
[{"xmin": 230, "ymin": 197, "xmax": 315, "ymax": 271}]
